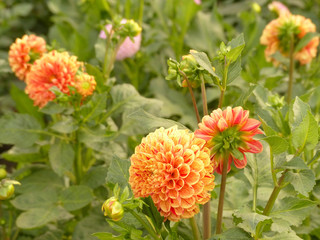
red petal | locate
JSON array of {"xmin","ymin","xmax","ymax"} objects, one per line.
[
  {"xmin": 232, "ymin": 106, "xmax": 244, "ymax": 125},
  {"xmin": 246, "ymin": 140, "xmax": 263, "ymax": 153},
  {"xmin": 241, "ymin": 118, "xmax": 261, "ymax": 132},
  {"xmin": 233, "ymin": 152, "xmax": 247, "ymax": 169},
  {"xmin": 217, "ymin": 118, "xmax": 228, "ymax": 131}
]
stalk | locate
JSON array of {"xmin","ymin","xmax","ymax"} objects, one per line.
[
  {"xmin": 286, "ymin": 36, "xmax": 294, "ymax": 104},
  {"xmin": 75, "ymin": 133, "xmax": 83, "ymax": 184},
  {"xmin": 218, "ymin": 90, "xmax": 225, "ymax": 109},
  {"xmin": 189, "ymin": 217, "xmax": 201, "ymax": 240},
  {"xmin": 270, "ymin": 148, "xmax": 278, "ymax": 187},
  {"xmin": 252, "ymin": 155, "xmax": 258, "ymax": 212},
  {"xmin": 215, "ymin": 156, "xmax": 229, "ymax": 234},
  {"xmin": 200, "ymin": 73, "xmax": 208, "ymax": 116},
  {"xmin": 218, "ymin": 56, "xmax": 228, "ymax": 109}
]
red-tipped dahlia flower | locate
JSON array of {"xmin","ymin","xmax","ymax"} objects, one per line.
[
  {"xmin": 260, "ymin": 14, "xmax": 319, "ymax": 65},
  {"xmin": 75, "ymin": 73, "xmax": 96, "ymax": 98},
  {"xmin": 25, "ymin": 51, "xmax": 81, "ymax": 108},
  {"xmin": 8, "ymin": 34, "xmax": 47, "ymax": 81},
  {"xmin": 195, "ymin": 107, "xmax": 263, "ymax": 175},
  {"xmin": 129, "ymin": 126, "xmax": 215, "ymax": 221}
]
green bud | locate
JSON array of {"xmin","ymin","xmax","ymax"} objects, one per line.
[
  {"xmin": 267, "ymin": 94, "xmax": 285, "ymax": 109},
  {"xmin": 123, "ymin": 19, "xmax": 142, "ymax": 38},
  {"xmin": 0, "ymin": 169, "xmax": 6, "ymax": 180},
  {"xmin": 102, "ymin": 197, "xmax": 124, "ymax": 221},
  {"xmin": 251, "ymin": 2, "xmax": 261, "ymax": 13},
  {"xmin": 0, "ymin": 179, "xmax": 20, "ymax": 200}
]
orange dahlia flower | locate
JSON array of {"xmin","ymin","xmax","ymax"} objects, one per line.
[
  {"xmin": 75, "ymin": 73, "xmax": 96, "ymax": 97},
  {"xmin": 129, "ymin": 126, "xmax": 215, "ymax": 221},
  {"xmin": 25, "ymin": 51, "xmax": 81, "ymax": 108},
  {"xmin": 260, "ymin": 14, "xmax": 319, "ymax": 65},
  {"xmin": 195, "ymin": 107, "xmax": 263, "ymax": 175},
  {"xmin": 8, "ymin": 34, "xmax": 47, "ymax": 81}
]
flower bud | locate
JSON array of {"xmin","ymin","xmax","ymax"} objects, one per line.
[
  {"xmin": 0, "ymin": 169, "xmax": 6, "ymax": 180},
  {"xmin": 0, "ymin": 179, "xmax": 20, "ymax": 200},
  {"xmin": 102, "ymin": 197, "xmax": 124, "ymax": 221},
  {"xmin": 251, "ymin": 2, "xmax": 261, "ymax": 13},
  {"xmin": 268, "ymin": 94, "xmax": 285, "ymax": 109},
  {"xmin": 123, "ymin": 20, "xmax": 142, "ymax": 38}
]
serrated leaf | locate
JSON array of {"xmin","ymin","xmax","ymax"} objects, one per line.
[
  {"xmin": 80, "ymin": 167, "xmax": 109, "ymax": 189},
  {"xmin": 289, "ymin": 97, "xmax": 311, "ymax": 129},
  {"xmin": 16, "ymin": 206, "xmax": 72, "ymax": 229},
  {"xmin": 262, "ymin": 136, "xmax": 288, "ymax": 154},
  {"xmin": 259, "ymin": 117, "xmax": 277, "ymax": 136},
  {"xmin": 270, "ymin": 197, "xmax": 316, "ymax": 226},
  {"xmin": 212, "ymin": 227, "xmax": 252, "ymax": 240},
  {"xmin": 270, "ymin": 218, "xmax": 292, "ymax": 233},
  {"xmin": 227, "ymin": 57, "xmax": 242, "ymax": 84},
  {"xmin": 142, "ymin": 197, "xmax": 164, "ymax": 232},
  {"xmin": 92, "ymin": 232, "xmax": 123, "ymax": 240},
  {"xmin": 49, "ymin": 140, "xmax": 75, "ymax": 177},
  {"xmin": 292, "ymin": 111, "xmax": 318, "ymax": 152},
  {"xmin": 281, "ymin": 156, "xmax": 308, "ymax": 170},
  {"xmin": 50, "ymin": 116, "xmax": 78, "ymax": 133},
  {"xmin": 0, "ymin": 113, "xmax": 42, "ymax": 148},
  {"xmin": 80, "ymin": 93, "xmax": 107, "ymax": 122},
  {"xmin": 59, "ymin": 186, "xmax": 94, "ymax": 211},
  {"xmin": 285, "ymin": 169, "xmax": 316, "ymax": 196},
  {"xmin": 190, "ymin": 51, "xmax": 219, "ymax": 79},
  {"xmin": 295, "ymin": 32, "xmax": 320, "ymax": 53},
  {"xmin": 234, "ymin": 84, "xmax": 256, "ymax": 106},
  {"xmin": 106, "ymin": 156, "xmax": 130, "ymax": 188},
  {"xmin": 261, "ymin": 231, "xmax": 302, "ymax": 240}
]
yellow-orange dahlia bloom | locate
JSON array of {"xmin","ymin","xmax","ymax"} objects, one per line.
[
  {"xmin": 195, "ymin": 107, "xmax": 263, "ymax": 175},
  {"xmin": 129, "ymin": 126, "xmax": 215, "ymax": 221},
  {"xmin": 75, "ymin": 73, "xmax": 96, "ymax": 97},
  {"xmin": 25, "ymin": 51, "xmax": 81, "ymax": 108},
  {"xmin": 260, "ymin": 14, "xmax": 319, "ymax": 65},
  {"xmin": 8, "ymin": 34, "xmax": 46, "ymax": 81}
]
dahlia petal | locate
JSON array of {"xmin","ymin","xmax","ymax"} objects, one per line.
[
  {"xmin": 160, "ymin": 200, "xmax": 171, "ymax": 212},
  {"xmin": 179, "ymin": 164, "xmax": 190, "ymax": 178},
  {"xmin": 182, "ymin": 149, "xmax": 195, "ymax": 165},
  {"xmin": 241, "ymin": 118, "xmax": 261, "ymax": 132},
  {"xmin": 246, "ymin": 140, "xmax": 263, "ymax": 153},
  {"xmin": 217, "ymin": 118, "xmax": 228, "ymax": 132},
  {"xmin": 232, "ymin": 106, "xmax": 244, "ymax": 125},
  {"xmin": 233, "ymin": 152, "xmax": 247, "ymax": 169},
  {"xmin": 190, "ymin": 159, "xmax": 204, "ymax": 172},
  {"xmin": 192, "ymin": 181, "xmax": 204, "ymax": 194},
  {"xmin": 179, "ymin": 184, "xmax": 195, "ymax": 199},
  {"xmin": 175, "ymin": 179, "xmax": 184, "ymax": 190},
  {"xmin": 184, "ymin": 171, "xmax": 200, "ymax": 185},
  {"xmin": 181, "ymin": 197, "xmax": 195, "ymax": 208}
]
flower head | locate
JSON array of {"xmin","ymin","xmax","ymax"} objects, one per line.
[
  {"xmin": 268, "ymin": 1, "xmax": 290, "ymax": 16},
  {"xmin": 195, "ymin": 107, "xmax": 263, "ymax": 175},
  {"xmin": 194, "ymin": 0, "xmax": 201, "ymax": 5},
  {"xmin": 8, "ymin": 34, "xmax": 47, "ymax": 81},
  {"xmin": 260, "ymin": 14, "xmax": 319, "ymax": 65},
  {"xmin": 99, "ymin": 19, "xmax": 142, "ymax": 60},
  {"xmin": 75, "ymin": 73, "xmax": 96, "ymax": 98},
  {"xmin": 129, "ymin": 126, "xmax": 215, "ymax": 221},
  {"xmin": 25, "ymin": 51, "xmax": 81, "ymax": 108},
  {"xmin": 102, "ymin": 197, "xmax": 124, "ymax": 221}
]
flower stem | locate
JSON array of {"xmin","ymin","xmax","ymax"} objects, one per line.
[
  {"xmin": 218, "ymin": 89, "xmax": 225, "ymax": 108},
  {"xmin": 138, "ymin": 0, "xmax": 144, "ymax": 26},
  {"xmin": 179, "ymin": 70, "xmax": 201, "ymax": 123},
  {"xmin": 287, "ymin": 36, "xmax": 294, "ymax": 104},
  {"xmin": 75, "ymin": 133, "xmax": 83, "ymax": 184},
  {"xmin": 128, "ymin": 209, "xmax": 161, "ymax": 240},
  {"xmin": 189, "ymin": 217, "xmax": 201, "ymax": 240},
  {"xmin": 200, "ymin": 73, "xmax": 208, "ymax": 116},
  {"xmin": 216, "ymin": 156, "xmax": 229, "ymax": 234},
  {"xmin": 269, "ymin": 148, "xmax": 278, "ymax": 187},
  {"xmin": 252, "ymin": 155, "xmax": 258, "ymax": 212}
]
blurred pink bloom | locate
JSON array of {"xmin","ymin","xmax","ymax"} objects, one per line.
[
  {"xmin": 99, "ymin": 20, "xmax": 141, "ymax": 61},
  {"xmin": 268, "ymin": 1, "xmax": 290, "ymax": 16},
  {"xmin": 194, "ymin": 0, "xmax": 201, "ymax": 5}
]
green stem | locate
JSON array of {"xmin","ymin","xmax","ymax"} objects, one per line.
[
  {"xmin": 102, "ymin": 26, "xmax": 112, "ymax": 78},
  {"xmin": 286, "ymin": 36, "xmax": 294, "ymax": 104},
  {"xmin": 200, "ymin": 74, "xmax": 208, "ymax": 116},
  {"xmin": 263, "ymin": 169, "xmax": 288, "ymax": 216},
  {"xmin": 128, "ymin": 209, "xmax": 161, "ymax": 240},
  {"xmin": 215, "ymin": 156, "xmax": 229, "ymax": 234},
  {"xmin": 252, "ymin": 155, "xmax": 258, "ymax": 212},
  {"xmin": 179, "ymin": 70, "xmax": 201, "ymax": 123},
  {"xmin": 189, "ymin": 217, "xmax": 201, "ymax": 240},
  {"xmin": 218, "ymin": 56, "xmax": 228, "ymax": 109},
  {"xmin": 75, "ymin": 134, "xmax": 83, "ymax": 184},
  {"xmin": 138, "ymin": 0, "xmax": 144, "ymax": 26},
  {"xmin": 218, "ymin": 89, "xmax": 225, "ymax": 109},
  {"xmin": 270, "ymin": 148, "xmax": 278, "ymax": 187}
]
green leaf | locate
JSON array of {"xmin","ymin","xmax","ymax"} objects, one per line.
[
  {"xmin": 92, "ymin": 233, "xmax": 123, "ymax": 240},
  {"xmin": 50, "ymin": 116, "xmax": 78, "ymax": 133},
  {"xmin": 49, "ymin": 140, "xmax": 75, "ymax": 177},
  {"xmin": 94, "ymin": 38, "xmax": 106, "ymax": 63},
  {"xmin": 261, "ymin": 231, "xmax": 302, "ymax": 240},
  {"xmin": 292, "ymin": 111, "xmax": 318, "ymax": 152},
  {"xmin": 106, "ymin": 156, "xmax": 130, "ymax": 189},
  {"xmin": 270, "ymin": 197, "xmax": 316, "ymax": 226},
  {"xmin": 190, "ymin": 51, "xmax": 219, "ymax": 79},
  {"xmin": 233, "ymin": 209, "xmax": 271, "ymax": 235},
  {"xmin": 226, "ymin": 34, "xmax": 245, "ymax": 63},
  {"xmin": 40, "ymin": 102, "xmax": 73, "ymax": 115},
  {"xmin": 15, "ymin": 169, "xmax": 64, "ymax": 194},
  {"xmin": 2, "ymin": 146, "xmax": 46, "ymax": 163},
  {"xmin": 85, "ymin": 63, "xmax": 105, "ymax": 92},
  {"xmin": 80, "ymin": 167, "xmax": 109, "ymax": 189},
  {"xmin": 227, "ymin": 57, "xmax": 242, "ymax": 84},
  {"xmin": 10, "ymin": 84, "xmax": 44, "ymax": 126},
  {"xmin": 285, "ymin": 169, "xmax": 316, "ymax": 197},
  {"xmin": 294, "ymin": 32, "xmax": 320, "ymax": 53},
  {"xmin": 59, "ymin": 186, "xmax": 94, "ymax": 211},
  {"xmin": 16, "ymin": 206, "xmax": 73, "ymax": 229},
  {"xmin": 11, "ymin": 188, "xmax": 59, "ymax": 210},
  {"xmin": 80, "ymin": 93, "xmax": 108, "ymax": 122},
  {"xmin": 12, "ymin": 3, "xmax": 33, "ymax": 16},
  {"xmin": 259, "ymin": 117, "xmax": 277, "ymax": 137},
  {"xmin": 234, "ymin": 84, "xmax": 256, "ymax": 106},
  {"xmin": 212, "ymin": 227, "xmax": 252, "ymax": 240},
  {"xmin": 262, "ymin": 136, "xmax": 288, "ymax": 154},
  {"xmin": 289, "ymin": 97, "xmax": 311, "ymax": 129},
  {"xmin": 280, "ymin": 156, "xmax": 308, "ymax": 170},
  {"xmin": 142, "ymin": 197, "xmax": 164, "ymax": 232},
  {"xmin": 34, "ymin": 229, "xmax": 63, "ymax": 240},
  {"xmin": 270, "ymin": 218, "xmax": 292, "ymax": 233},
  {"xmin": 0, "ymin": 113, "xmax": 42, "ymax": 148}
]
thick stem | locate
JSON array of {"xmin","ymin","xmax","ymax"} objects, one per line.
[
  {"xmin": 218, "ymin": 89, "xmax": 225, "ymax": 109},
  {"xmin": 215, "ymin": 156, "xmax": 229, "ymax": 234},
  {"xmin": 286, "ymin": 36, "xmax": 294, "ymax": 104},
  {"xmin": 138, "ymin": 0, "xmax": 144, "ymax": 26},
  {"xmin": 128, "ymin": 209, "xmax": 161, "ymax": 240},
  {"xmin": 200, "ymin": 74, "xmax": 208, "ymax": 116},
  {"xmin": 189, "ymin": 217, "xmax": 201, "ymax": 240},
  {"xmin": 75, "ymin": 134, "xmax": 83, "ymax": 184},
  {"xmin": 270, "ymin": 148, "xmax": 278, "ymax": 187},
  {"xmin": 263, "ymin": 170, "xmax": 288, "ymax": 216}
]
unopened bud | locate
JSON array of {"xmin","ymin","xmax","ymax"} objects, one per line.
[
  {"xmin": 102, "ymin": 197, "xmax": 124, "ymax": 221},
  {"xmin": 268, "ymin": 95, "xmax": 285, "ymax": 109},
  {"xmin": 123, "ymin": 20, "xmax": 142, "ymax": 38},
  {"xmin": 0, "ymin": 169, "xmax": 6, "ymax": 180},
  {"xmin": 0, "ymin": 180, "xmax": 20, "ymax": 200},
  {"xmin": 251, "ymin": 2, "xmax": 261, "ymax": 13}
]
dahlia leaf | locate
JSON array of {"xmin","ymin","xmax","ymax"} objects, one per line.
[
  {"xmin": 49, "ymin": 139, "xmax": 75, "ymax": 177},
  {"xmin": 289, "ymin": 97, "xmax": 311, "ymax": 129},
  {"xmin": 80, "ymin": 167, "xmax": 109, "ymax": 189},
  {"xmin": 262, "ymin": 136, "xmax": 288, "ymax": 154},
  {"xmin": 142, "ymin": 196, "xmax": 164, "ymax": 231},
  {"xmin": 80, "ymin": 93, "xmax": 107, "ymax": 122},
  {"xmin": 227, "ymin": 57, "xmax": 242, "ymax": 84},
  {"xmin": 106, "ymin": 156, "xmax": 130, "ymax": 189},
  {"xmin": 59, "ymin": 186, "xmax": 94, "ymax": 211},
  {"xmin": 294, "ymin": 32, "xmax": 320, "ymax": 53},
  {"xmin": 262, "ymin": 231, "xmax": 302, "ymax": 240},
  {"xmin": 212, "ymin": 227, "xmax": 252, "ymax": 240},
  {"xmin": 270, "ymin": 218, "xmax": 292, "ymax": 233},
  {"xmin": 285, "ymin": 169, "xmax": 316, "ymax": 197},
  {"xmin": 279, "ymin": 156, "xmax": 308, "ymax": 170},
  {"xmin": 92, "ymin": 232, "xmax": 123, "ymax": 240},
  {"xmin": 292, "ymin": 111, "xmax": 318, "ymax": 152},
  {"xmin": 234, "ymin": 83, "xmax": 256, "ymax": 106},
  {"xmin": 0, "ymin": 113, "xmax": 42, "ymax": 148},
  {"xmin": 50, "ymin": 116, "xmax": 78, "ymax": 134},
  {"xmin": 270, "ymin": 197, "xmax": 316, "ymax": 227},
  {"xmin": 190, "ymin": 50, "xmax": 219, "ymax": 80}
]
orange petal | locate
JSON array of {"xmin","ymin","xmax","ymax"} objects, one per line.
[
  {"xmin": 241, "ymin": 118, "xmax": 261, "ymax": 132},
  {"xmin": 184, "ymin": 171, "xmax": 200, "ymax": 185},
  {"xmin": 179, "ymin": 183, "xmax": 195, "ymax": 198},
  {"xmin": 233, "ymin": 152, "xmax": 247, "ymax": 169},
  {"xmin": 179, "ymin": 163, "xmax": 190, "ymax": 178}
]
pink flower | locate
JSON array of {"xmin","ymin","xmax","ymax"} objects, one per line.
[
  {"xmin": 195, "ymin": 107, "xmax": 263, "ymax": 174},
  {"xmin": 194, "ymin": 0, "xmax": 201, "ymax": 5},
  {"xmin": 268, "ymin": 1, "xmax": 290, "ymax": 17}
]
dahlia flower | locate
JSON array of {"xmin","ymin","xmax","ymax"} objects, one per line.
[
  {"xmin": 195, "ymin": 107, "xmax": 263, "ymax": 175},
  {"xmin": 25, "ymin": 51, "xmax": 81, "ymax": 108},
  {"xmin": 194, "ymin": 0, "xmax": 201, "ymax": 5},
  {"xmin": 99, "ymin": 19, "xmax": 142, "ymax": 60},
  {"xmin": 8, "ymin": 34, "xmax": 46, "ymax": 81},
  {"xmin": 268, "ymin": 1, "xmax": 290, "ymax": 16},
  {"xmin": 260, "ymin": 14, "xmax": 319, "ymax": 65},
  {"xmin": 129, "ymin": 126, "xmax": 215, "ymax": 221},
  {"xmin": 75, "ymin": 73, "xmax": 96, "ymax": 97}
]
